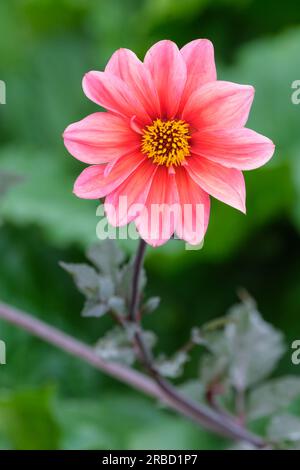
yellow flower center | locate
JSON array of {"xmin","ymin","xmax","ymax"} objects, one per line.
[{"xmin": 141, "ymin": 118, "xmax": 191, "ymax": 167}]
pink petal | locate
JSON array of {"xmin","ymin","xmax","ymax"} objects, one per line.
[
  {"xmin": 175, "ymin": 167, "xmax": 210, "ymax": 245},
  {"xmin": 105, "ymin": 48, "xmax": 160, "ymax": 119},
  {"xmin": 82, "ymin": 71, "xmax": 150, "ymax": 124},
  {"xmin": 182, "ymin": 81, "xmax": 254, "ymax": 130},
  {"xmin": 186, "ymin": 156, "xmax": 246, "ymax": 213},
  {"xmin": 135, "ymin": 166, "xmax": 179, "ymax": 246},
  {"xmin": 73, "ymin": 151, "xmax": 146, "ymax": 199},
  {"xmin": 179, "ymin": 39, "xmax": 216, "ymax": 112},
  {"xmin": 104, "ymin": 159, "xmax": 157, "ymax": 226},
  {"xmin": 63, "ymin": 112, "xmax": 140, "ymax": 164},
  {"xmin": 192, "ymin": 128, "xmax": 275, "ymax": 170},
  {"xmin": 144, "ymin": 40, "xmax": 187, "ymax": 119}
]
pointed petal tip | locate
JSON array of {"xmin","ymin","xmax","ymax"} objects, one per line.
[
  {"xmin": 233, "ymin": 196, "xmax": 246, "ymax": 214},
  {"xmin": 72, "ymin": 183, "xmax": 81, "ymax": 198},
  {"xmin": 240, "ymin": 202, "xmax": 247, "ymax": 214},
  {"xmin": 82, "ymin": 71, "xmax": 93, "ymax": 89},
  {"xmin": 62, "ymin": 122, "xmax": 73, "ymax": 140},
  {"xmin": 148, "ymin": 39, "xmax": 178, "ymax": 50}
]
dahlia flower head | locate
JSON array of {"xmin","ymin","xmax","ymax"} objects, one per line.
[{"xmin": 63, "ymin": 39, "xmax": 275, "ymax": 246}]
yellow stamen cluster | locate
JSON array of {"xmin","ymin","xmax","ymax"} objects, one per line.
[{"xmin": 141, "ymin": 118, "xmax": 191, "ymax": 167}]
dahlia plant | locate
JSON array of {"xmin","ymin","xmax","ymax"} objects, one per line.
[{"xmin": 3, "ymin": 39, "xmax": 294, "ymax": 451}]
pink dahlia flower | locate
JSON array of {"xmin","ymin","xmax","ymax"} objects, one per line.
[{"xmin": 63, "ymin": 39, "xmax": 275, "ymax": 246}]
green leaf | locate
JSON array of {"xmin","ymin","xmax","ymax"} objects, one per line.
[
  {"xmin": 267, "ymin": 413, "xmax": 300, "ymax": 443},
  {"xmin": 124, "ymin": 324, "xmax": 157, "ymax": 352},
  {"xmin": 107, "ymin": 296, "xmax": 126, "ymax": 316},
  {"xmin": 226, "ymin": 299, "xmax": 285, "ymax": 390},
  {"xmin": 81, "ymin": 300, "xmax": 110, "ymax": 318},
  {"xmin": 142, "ymin": 296, "xmax": 161, "ymax": 315},
  {"xmin": 248, "ymin": 376, "xmax": 300, "ymax": 421},
  {"xmin": 94, "ymin": 326, "xmax": 135, "ymax": 366},
  {"xmin": 178, "ymin": 380, "xmax": 205, "ymax": 403},
  {"xmin": 199, "ymin": 297, "xmax": 285, "ymax": 391},
  {"xmin": 86, "ymin": 240, "xmax": 125, "ymax": 277},
  {"xmin": 155, "ymin": 351, "xmax": 189, "ymax": 379},
  {"xmin": 98, "ymin": 275, "xmax": 115, "ymax": 302},
  {"xmin": 59, "ymin": 262, "xmax": 99, "ymax": 298},
  {"xmin": 200, "ymin": 353, "xmax": 229, "ymax": 388},
  {"xmin": 0, "ymin": 387, "xmax": 60, "ymax": 450},
  {"xmin": 117, "ymin": 257, "xmax": 147, "ymax": 307},
  {"xmin": 60, "ymin": 241, "xmax": 150, "ymax": 320}
]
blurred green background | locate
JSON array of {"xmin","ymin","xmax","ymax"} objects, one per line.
[{"xmin": 0, "ymin": 0, "xmax": 300, "ymax": 450}]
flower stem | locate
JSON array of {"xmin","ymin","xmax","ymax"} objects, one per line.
[
  {"xmin": 127, "ymin": 238, "xmax": 266, "ymax": 447},
  {"xmin": 0, "ymin": 301, "xmax": 158, "ymax": 397},
  {"xmin": 129, "ymin": 238, "xmax": 147, "ymax": 322},
  {"xmin": 0, "ymin": 298, "xmax": 265, "ymax": 446},
  {"xmin": 0, "ymin": 237, "xmax": 267, "ymax": 447}
]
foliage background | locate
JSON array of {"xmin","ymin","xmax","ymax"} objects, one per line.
[{"xmin": 0, "ymin": 0, "xmax": 300, "ymax": 449}]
